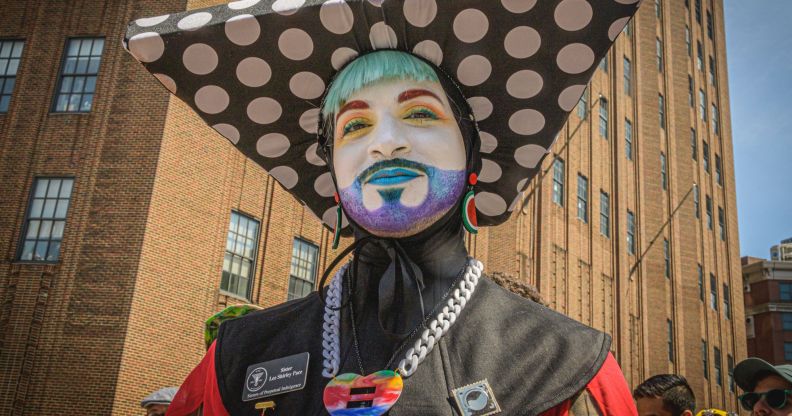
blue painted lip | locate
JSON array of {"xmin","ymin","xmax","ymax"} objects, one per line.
[{"xmin": 366, "ymin": 168, "xmax": 421, "ymax": 186}]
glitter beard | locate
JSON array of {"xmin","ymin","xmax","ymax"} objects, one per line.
[{"xmin": 339, "ymin": 159, "xmax": 465, "ymax": 237}]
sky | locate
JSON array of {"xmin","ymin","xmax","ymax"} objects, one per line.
[{"xmin": 723, "ymin": 1, "xmax": 792, "ymax": 258}]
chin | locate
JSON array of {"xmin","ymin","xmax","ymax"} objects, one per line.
[{"xmin": 358, "ymin": 208, "xmax": 450, "ymax": 239}]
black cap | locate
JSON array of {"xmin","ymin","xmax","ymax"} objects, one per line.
[{"xmin": 734, "ymin": 357, "xmax": 792, "ymax": 392}]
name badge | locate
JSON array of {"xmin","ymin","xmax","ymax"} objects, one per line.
[{"xmin": 242, "ymin": 352, "xmax": 310, "ymax": 402}]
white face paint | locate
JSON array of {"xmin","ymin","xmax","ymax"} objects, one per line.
[{"xmin": 332, "ymin": 79, "xmax": 467, "ymax": 238}]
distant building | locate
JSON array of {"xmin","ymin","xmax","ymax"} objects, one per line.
[
  {"xmin": 742, "ymin": 256, "xmax": 792, "ymax": 364},
  {"xmin": 771, "ymin": 237, "xmax": 792, "ymax": 261}
]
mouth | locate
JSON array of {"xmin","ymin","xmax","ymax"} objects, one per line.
[{"xmin": 366, "ymin": 168, "xmax": 421, "ymax": 186}]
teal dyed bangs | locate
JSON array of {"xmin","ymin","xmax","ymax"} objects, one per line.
[{"xmin": 322, "ymin": 51, "xmax": 439, "ymax": 130}]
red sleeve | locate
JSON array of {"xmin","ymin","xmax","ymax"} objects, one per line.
[
  {"xmin": 539, "ymin": 353, "xmax": 637, "ymax": 416},
  {"xmin": 167, "ymin": 341, "xmax": 230, "ymax": 416}
]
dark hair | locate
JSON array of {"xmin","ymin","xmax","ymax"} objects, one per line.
[{"xmin": 633, "ymin": 374, "xmax": 696, "ymax": 416}]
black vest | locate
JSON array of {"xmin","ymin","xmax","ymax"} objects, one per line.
[{"xmin": 215, "ymin": 277, "xmax": 610, "ymax": 416}]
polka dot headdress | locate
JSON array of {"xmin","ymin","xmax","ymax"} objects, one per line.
[{"xmin": 124, "ymin": 0, "xmax": 641, "ymax": 229}]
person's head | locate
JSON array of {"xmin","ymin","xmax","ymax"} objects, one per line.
[
  {"xmin": 633, "ymin": 374, "xmax": 696, "ymax": 416},
  {"xmin": 321, "ymin": 50, "xmax": 470, "ymax": 239},
  {"xmin": 735, "ymin": 358, "xmax": 792, "ymax": 415},
  {"xmin": 140, "ymin": 387, "xmax": 178, "ymax": 416}
]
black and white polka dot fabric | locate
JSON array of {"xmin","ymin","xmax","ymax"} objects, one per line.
[{"xmin": 124, "ymin": 0, "xmax": 641, "ymax": 229}]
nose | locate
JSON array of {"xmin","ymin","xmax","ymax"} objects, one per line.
[
  {"xmin": 754, "ymin": 399, "xmax": 771, "ymax": 415},
  {"xmin": 367, "ymin": 113, "xmax": 411, "ymax": 160}
]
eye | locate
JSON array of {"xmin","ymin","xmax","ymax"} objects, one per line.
[
  {"xmin": 404, "ymin": 107, "xmax": 439, "ymax": 121},
  {"xmin": 342, "ymin": 119, "xmax": 370, "ymax": 135}
]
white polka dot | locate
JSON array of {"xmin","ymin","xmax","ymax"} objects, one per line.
[
  {"xmin": 314, "ymin": 172, "xmax": 336, "ymax": 197},
  {"xmin": 479, "ymin": 132, "xmax": 497, "ymax": 153},
  {"xmin": 269, "ymin": 166, "xmax": 298, "ymax": 189},
  {"xmin": 256, "ymin": 133, "xmax": 291, "ymax": 158},
  {"xmin": 608, "ymin": 17, "xmax": 631, "ymax": 41},
  {"xmin": 228, "ymin": 0, "xmax": 261, "ymax": 9},
  {"xmin": 558, "ymin": 84, "xmax": 586, "ymax": 111},
  {"xmin": 516, "ymin": 177, "xmax": 529, "ymax": 192},
  {"xmin": 279, "ymin": 28, "xmax": 314, "ymax": 61},
  {"xmin": 306, "ymin": 143, "xmax": 326, "ymax": 166},
  {"xmin": 153, "ymin": 73, "xmax": 176, "ymax": 93},
  {"xmin": 404, "ymin": 0, "xmax": 437, "ymax": 27},
  {"xmin": 453, "ymin": 9, "xmax": 489, "ymax": 43},
  {"xmin": 225, "ymin": 14, "xmax": 260, "ymax": 46},
  {"xmin": 320, "ymin": 0, "xmax": 354, "ymax": 34},
  {"xmin": 323, "ymin": 206, "xmax": 348, "ymax": 228},
  {"xmin": 194, "ymin": 86, "xmax": 229, "ymax": 114},
  {"xmin": 128, "ymin": 32, "xmax": 164, "ymax": 63},
  {"xmin": 177, "ymin": 12, "xmax": 212, "ymax": 31},
  {"xmin": 557, "ymin": 43, "xmax": 595, "ymax": 74},
  {"xmin": 456, "ymin": 55, "xmax": 491, "ymax": 86},
  {"xmin": 509, "ymin": 109, "xmax": 545, "ymax": 135},
  {"xmin": 501, "ymin": 0, "xmax": 537, "ymax": 13},
  {"xmin": 247, "ymin": 97, "xmax": 282, "ymax": 124},
  {"xmin": 273, "ymin": 0, "xmax": 305, "ymax": 15},
  {"xmin": 236, "ymin": 57, "xmax": 271, "ymax": 87},
  {"xmin": 369, "ymin": 22, "xmax": 397, "ymax": 49},
  {"xmin": 504, "ymin": 26, "xmax": 541, "ymax": 59},
  {"xmin": 506, "ymin": 70, "xmax": 543, "ymax": 99},
  {"xmin": 514, "ymin": 144, "xmax": 547, "ymax": 168},
  {"xmin": 136, "ymin": 14, "xmax": 169, "ymax": 27},
  {"xmin": 476, "ymin": 192, "xmax": 507, "ymax": 216},
  {"xmin": 183, "ymin": 43, "xmax": 218, "ymax": 75},
  {"xmin": 331, "ymin": 47, "xmax": 358, "ymax": 70},
  {"xmin": 467, "ymin": 97, "xmax": 493, "ymax": 121},
  {"xmin": 412, "ymin": 40, "xmax": 442, "ymax": 65},
  {"xmin": 478, "ymin": 159, "xmax": 502, "ymax": 183},
  {"xmin": 212, "ymin": 123, "xmax": 240, "ymax": 144},
  {"xmin": 290, "ymin": 72, "xmax": 325, "ymax": 100},
  {"xmin": 554, "ymin": 0, "xmax": 592, "ymax": 31},
  {"xmin": 300, "ymin": 108, "xmax": 320, "ymax": 134}
]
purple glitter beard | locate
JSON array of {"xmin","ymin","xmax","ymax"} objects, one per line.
[{"xmin": 339, "ymin": 161, "xmax": 465, "ymax": 237}]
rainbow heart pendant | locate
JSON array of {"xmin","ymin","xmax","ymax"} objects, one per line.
[{"xmin": 323, "ymin": 370, "xmax": 403, "ymax": 416}]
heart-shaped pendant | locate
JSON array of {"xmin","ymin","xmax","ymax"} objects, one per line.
[{"xmin": 323, "ymin": 370, "xmax": 403, "ymax": 415}]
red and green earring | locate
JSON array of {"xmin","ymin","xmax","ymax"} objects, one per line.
[
  {"xmin": 332, "ymin": 192, "xmax": 342, "ymax": 249},
  {"xmin": 462, "ymin": 173, "xmax": 478, "ymax": 234}
]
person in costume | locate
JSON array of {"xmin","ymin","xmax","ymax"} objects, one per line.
[{"xmin": 125, "ymin": 0, "xmax": 643, "ymax": 414}]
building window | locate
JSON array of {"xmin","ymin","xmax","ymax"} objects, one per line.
[
  {"xmin": 625, "ymin": 119, "xmax": 633, "ymax": 161},
  {"xmin": 659, "ymin": 94, "xmax": 665, "ymax": 129},
  {"xmin": 685, "ymin": 26, "xmax": 692, "ymax": 57},
  {"xmin": 783, "ymin": 313, "xmax": 792, "ymax": 331},
  {"xmin": 699, "ymin": 89, "xmax": 707, "ymax": 121},
  {"xmin": 667, "ymin": 319, "xmax": 674, "ymax": 362},
  {"xmin": 703, "ymin": 140, "xmax": 710, "ymax": 172},
  {"xmin": 781, "ymin": 282, "xmax": 792, "ymax": 301},
  {"xmin": 623, "ymin": 57, "xmax": 631, "ymax": 96},
  {"xmin": 691, "ymin": 128, "xmax": 698, "ymax": 160},
  {"xmin": 703, "ymin": 340, "xmax": 709, "ymax": 379},
  {"xmin": 577, "ymin": 88, "xmax": 588, "ymax": 119},
  {"xmin": 599, "ymin": 98, "xmax": 609, "ymax": 138},
  {"xmin": 288, "ymin": 238, "xmax": 319, "ymax": 300},
  {"xmin": 624, "ymin": 21, "xmax": 632, "ymax": 37},
  {"xmin": 694, "ymin": 185, "xmax": 700, "ymax": 219},
  {"xmin": 706, "ymin": 195, "xmax": 713, "ymax": 230},
  {"xmin": 553, "ymin": 159, "xmax": 565, "ymax": 206},
  {"xmin": 715, "ymin": 154, "xmax": 722, "ymax": 185},
  {"xmin": 656, "ymin": 38, "xmax": 664, "ymax": 72},
  {"xmin": 710, "ymin": 273, "xmax": 718, "ymax": 311},
  {"xmin": 709, "ymin": 56, "xmax": 717, "ymax": 86},
  {"xmin": 712, "ymin": 104, "xmax": 720, "ymax": 135},
  {"xmin": 0, "ymin": 40, "xmax": 24, "ymax": 113},
  {"xmin": 698, "ymin": 264, "xmax": 704, "ymax": 301},
  {"xmin": 53, "ymin": 38, "xmax": 104, "ymax": 113},
  {"xmin": 688, "ymin": 75, "xmax": 694, "ymax": 107},
  {"xmin": 724, "ymin": 283, "xmax": 731, "ymax": 319},
  {"xmin": 221, "ymin": 212, "xmax": 260, "ymax": 299},
  {"xmin": 627, "ymin": 210, "xmax": 636, "ymax": 256},
  {"xmin": 19, "ymin": 178, "xmax": 74, "ymax": 262},
  {"xmin": 714, "ymin": 347, "xmax": 722, "ymax": 386},
  {"xmin": 718, "ymin": 206, "xmax": 726, "ymax": 240},
  {"xmin": 660, "ymin": 153, "xmax": 667, "ymax": 190},
  {"xmin": 786, "ymin": 343, "xmax": 792, "ymax": 362},
  {"xmin": 707, "ymin": 10, "xmax": 714, "ymax": 39},
  {"xmin": 577, "ymin": 174, "xmax": 588, "ymax": 223},
  {"xmin": 695, "ymin": 0, "xmax": 702, "ymax": 23},
  {"xmin": 655, "ymin": 0, "xmax": 662, "ymax": 18},
  {"xmin": 599, "ymin": 56, "xmax": 609, "ymax": 73},
  {"xmin": 697, "ymin": 41, "xmax": 703, "ymax": 70},
  {"xmin": 664, "ymin": 238, "xmax": 671, "ymax": 278},
  {"xmin": 600, "ymin": 191, "xmax": 610, "ymax": 238},
  {"xmin": 728, "ymin": 354, "xmax": 735, "ymax": 392}
]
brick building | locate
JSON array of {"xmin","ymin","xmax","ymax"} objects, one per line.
[
  {"xmin": 743, "ymin": 256, "xmax": 792, "ymax": 365},
  {"xmin": 0, "ymin": 0, "xmax": 744, "ymax": 414}
]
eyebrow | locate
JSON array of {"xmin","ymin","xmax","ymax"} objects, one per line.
[
  {"xmin": 336, "ymin": 100, "xmax": 369, "ymax": 121},
  {"xmin": 398, "ymin": 89, "xmax": 442, "ymax": 104}
]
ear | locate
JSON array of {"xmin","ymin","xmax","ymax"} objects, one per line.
[{"xmin": 682, "ymin": 410, "xmax": 694, "ymax": 416}]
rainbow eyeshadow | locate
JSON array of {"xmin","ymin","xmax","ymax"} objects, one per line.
[{"xmin": 323, "ymin": 370, "xmax": 404, "ymax": 416}]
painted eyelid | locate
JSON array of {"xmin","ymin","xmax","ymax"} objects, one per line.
[{"xmin": 403, "ymin": 105, "xmax": 444, "ymax": 119}]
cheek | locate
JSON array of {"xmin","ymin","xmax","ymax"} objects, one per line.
[
  {"xmin": 332, "ymin": 140, "xmax": 368, "ymax": 189},
  {"xmin": 410, "ymin": 126, "xmax": 466, "ymax": 171}
]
